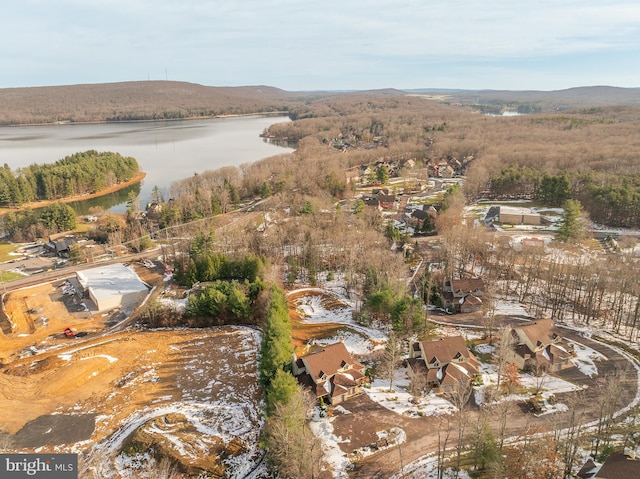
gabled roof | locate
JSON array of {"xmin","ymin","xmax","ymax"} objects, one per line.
[
  {"xmin": 377, "ymin": 194, "xmax": 396, "ymax": 204},
  {"xmin": 440, "ymin": 362, "xmax": 471, "ymax": 386},
  {"xmin": 517, "ymin": 319, "xmax": 559, "ymax": 348},
  {"xmin": 577, "ymin": 458, "xmax": 597, "ymax": 479},
  {"xmin": 449, "ymin": 278, "xmax": 485, "ymax": 294},
  {"xmin": 420, "ymin": 336, "xmax": 473, "ymax": 365},
  {"xmin": 411, "ymin": 209, "xmax": 428, "ymax": 221},
  {"xmin": 300, "ymin": 342, "xmax": 364, "ymax": 382},
  {"xmin": 597, "ymin": 452, "xmax": 640, "ymax": 479},
  {"xmin": 462, "ymin": 294, "xmax": 483, "ymax": 306}
]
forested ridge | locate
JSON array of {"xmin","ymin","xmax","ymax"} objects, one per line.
[
  {"xmin": 0, "ymin": 150, "xmax": 139, "ymax": 206},
  {"xmin": 0, "ymin": 81, "xmax": 304, "ymax": 126}
]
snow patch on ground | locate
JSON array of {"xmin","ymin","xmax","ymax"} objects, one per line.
[
  {"xmin": 310, "ymin": 410, "xmax": 351, "ymax": 478},
  {"xmin": 365, "ymin": 368, "xmax": 456, "ymax": 417},
  {"xmin": 570, "ymin": 340, "xmax": 607, "ymax": 377},
  {"xmin": 494, "ymin": 299, "xmax": 531, "ymax": 317}
]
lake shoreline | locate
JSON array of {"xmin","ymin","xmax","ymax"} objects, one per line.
[
  {"xmin": 0, "ymin": 111, "xmax": 289, "ymax": 128},
  {"xmin": 0, "ymin": 115, "xmax": 294, "ymax": 214},
  {"xmin": 0, "ymin": 171, "xmax": 146, "ymax": 217}
]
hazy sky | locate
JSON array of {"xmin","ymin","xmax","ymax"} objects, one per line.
[{"xmin": 2, "ymin": 1, "xmax": 639, "ymax": 91}]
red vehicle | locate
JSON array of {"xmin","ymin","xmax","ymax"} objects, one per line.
[{"xmin": 63, "ymin": 327, "xmax": 75, "ymax": 339}]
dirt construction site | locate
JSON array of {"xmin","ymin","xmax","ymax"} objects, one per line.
[{"xmin": 0, "ymin": 263, "xmax": 264, "ymax": 478}]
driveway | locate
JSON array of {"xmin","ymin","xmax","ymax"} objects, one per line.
[{"xmin": 338, "ymin": 320, "xmax": 639, "ymax": 478}]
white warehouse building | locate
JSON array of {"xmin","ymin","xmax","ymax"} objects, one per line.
[{"xmin": 76, "ymin": 263, "xmax": 150, "ymax": 313}]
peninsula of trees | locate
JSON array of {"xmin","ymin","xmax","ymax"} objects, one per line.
[{"xmin": 0, "ymin": 150, "xmax": 139, "ymax": 207}]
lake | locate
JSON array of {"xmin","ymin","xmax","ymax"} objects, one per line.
[{"xmin": 0, "ymin": 115, "xmax": 293, "ymax": 213}]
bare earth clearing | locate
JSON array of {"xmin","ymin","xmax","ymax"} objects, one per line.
[
  {"xmin": 2, "ymin": 262, "xmax": 639, "ymax": 478},
  {"xmin": 0, "ymin": 267, "xmax": 263, "ymax": 478}
]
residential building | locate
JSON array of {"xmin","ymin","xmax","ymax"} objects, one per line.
[
  {"xmin": 292, "ymin": 341, "xmax": 366, "ymax": 405},
  {"xmin": 441, "ymin": 278, "xmax": 485, "ymax": 313},
  {"xmin": 505, "ymin": 318, "xmax": 575, "ymax": 372},
  {"xmin": 406, "ymin": 336, "xmax": 481, "ymax": 395},
  {"xmin": 578, "ymin": 451, "xmax": 640, "ymax": 478}
]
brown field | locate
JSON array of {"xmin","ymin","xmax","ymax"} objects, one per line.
[{"xmin": 0, "ymin": 266, "xmax": 262, "ymax": 477}]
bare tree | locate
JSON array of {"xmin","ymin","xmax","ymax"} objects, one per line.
[
  {"xmin": 445, "ymin": 377, "xmax": 474, "ymax": 478},
  {"xmin": 436, "ymin": 415, "xmax": 452, "ymax": 479},
  {"xmin": 495, "ymin": 327, "xmax": 516, "ymax": 391},
  {"xmin": 408, "ymin": 369, "xmax": 426, "ymax": 400},
  {"xmin": 532, "ymin": 363, "xmax": 548, "ymax": 396},
  {"xmin": 482, "ymin": 284, "xmax": 499, "ymax": 344},
  {"xmin": 380, "ymin": 331, "xmax": 402, "ymax": 391},
  {"xmin": 263, "ymin": 386, "xmax": 324, "ymax": 479},
  {"xmin": 491, "ymin": 399, "xmax": 514, "ymax": 451},
  {"xmin": 558, "ymin": 392, "xmax": 587, "ymax": 479},
  {"xmin": 592, "ymin": 368, "xmax": 626, "ymax": 458}
]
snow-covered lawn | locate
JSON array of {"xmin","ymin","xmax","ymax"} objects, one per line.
[
  {"xmin": 288, "ymin": 283, "xmax": 388, "ymax": 351},
  {"xmin": 494, "ymin": 299, "xmax": 531, "ymax": 317},
  {"xmin": 570, "ymin": 340, "xmax": 607, "ymax": 377},
  {"xmin": 365, "ymin": 368, "xmax": 457, "ymax": 417}
]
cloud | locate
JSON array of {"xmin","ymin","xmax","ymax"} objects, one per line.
[{"xmin": 1, "ymin": 0, "xmax": 639, "ymax": 89}]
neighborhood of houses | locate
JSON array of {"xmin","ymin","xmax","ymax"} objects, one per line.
[
  {"xmin": 2, "ymin": 152, "xmax": 638, "ymax": 477},
  {"xmin": 291, "ymin": 288, "xmax": 640, "ymax": 477},
  {"xmin": 345, "ymin": 156, "xmax": 548, "ymax": 240},
  {"xmin": 293, "ymin": 314, "xmax": 576, "ymax": 404}
]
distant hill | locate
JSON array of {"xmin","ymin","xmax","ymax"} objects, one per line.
[
  {"xmin": 406, "ymin": 85, "xmax": 640, "ymax": 112},
  {"xmin": 0, "ymin": 81, "xmax": 303, "ymax": 125},
  {"xmin": 1, "ymin": 81, "xmax": 638, "ymax": 126}
]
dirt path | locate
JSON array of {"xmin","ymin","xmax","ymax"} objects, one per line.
[{"xmin": 345, "ymin": 325, "xmax": 640, "ymax": 478}]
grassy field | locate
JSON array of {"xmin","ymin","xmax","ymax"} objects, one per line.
[{"xmin": 0, "ymin": 243, "xmax": 19, "ymax": 263}]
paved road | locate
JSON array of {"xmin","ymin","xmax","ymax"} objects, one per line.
[{"xmin": 346, "ymin": 318, "xmax": 639, "ymax": 478}]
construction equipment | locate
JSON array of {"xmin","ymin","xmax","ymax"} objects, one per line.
[{"xmin": 63, "ymin": 327, "xmax": 75, "ymax": 339}]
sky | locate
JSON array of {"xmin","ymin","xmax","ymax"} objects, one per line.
[{"xmin": 2, "ymin": 0, "xmax": 639, "ymax": 92}]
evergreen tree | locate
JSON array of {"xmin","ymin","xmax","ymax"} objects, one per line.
[
  {"xmin": 376, "ymin": 165, "xmax": 390, "ymax": 184},
  {"xmin": 265, "ymin": 369, "xmax": 299, "ymax": 415},
  {"xmin": 557, "ymin": 199, "xmax": 587, "ymax": 242},
  {"xmin": 259, "ymin": 286, "xmax": 294, "ymax": 387}
]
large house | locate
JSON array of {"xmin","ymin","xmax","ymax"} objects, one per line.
[
  {"xmin": 505, "ymin": 318, "xmax": 575, "ymax": 373},
  {"xmin": 292, "ymin": 341, "xmax": 366, "ymax": 405},
  {"xmin": 441, "ymin": 278, "xmax": 485, "ymax": 313},
  {"xmin": 578, "ymin": 452, "xmax": 640, "ymax": 478},
  {"xmin": 406, "ymin": 336, "xmax": 481, "ymax": 395}
]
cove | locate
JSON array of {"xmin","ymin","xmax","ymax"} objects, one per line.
[{"xmin": 0, "ymin": 115, "xmax": 293, "ymax": 212}]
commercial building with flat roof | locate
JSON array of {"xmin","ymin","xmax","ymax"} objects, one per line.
[{"xmin": 76, "ymin": 263, "xmax": 149, "ymax": 312}]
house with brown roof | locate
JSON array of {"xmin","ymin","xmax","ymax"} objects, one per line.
[
  {"xmin": 505, "ymin": 318, "xmax": 575, "ymax": 373},
  {"xmin": 292, "ymin": 341, "xmax": 366, "ymax": 405},
  {"xmin": 376, "ymin": 194, "xmax": 397, "ymax": 210},
  {"xmin": 406, "ymin": 336, "xmax": 481, "ymax": 395},
  {"xmin": 441, "ymin": 278, "xmax": 485, "ymax": 313},
  {"xmin": 580, "ymin": 451, "xmax": 640, "ymax": 478},
  {"xmin": 440, "ymin": 165, "xmax": 456, "ymax": 178}
]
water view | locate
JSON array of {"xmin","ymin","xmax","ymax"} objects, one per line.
[{"xmin": 0, "ymin": 115, "xmax": 293, "ymax": 212}]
